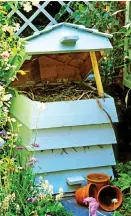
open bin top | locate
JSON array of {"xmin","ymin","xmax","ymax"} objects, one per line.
[{"xmin": 12, "ymin": 23, "xmax": 113, "ymax": 97}]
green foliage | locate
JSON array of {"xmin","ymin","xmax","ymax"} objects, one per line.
[
  {"xmin": 0, "ymin": 158, "xmax": 73, "ymax": 216},
  {"xmin": 114, "ymin": 173, "xmax": 131, "ymax": 192},
  {"xmin": 119, "ymin": 195, "xmax": 131, "ymax": 216},
  {"xmin": 113, "ymin": 162, "xmax": 131, "ymax": 216},
  {"xmin": 0, "ymin": 1, "xmax": 26, "ymax": 85},
  {"xmin": 115, "ymin": 161, "xmax": 131, "ymax": 176},
  {"xmin": 56, "ymin": 1, "xmax": 129, "ymax": 88},
  {"xmin": 113, "ymin": 162, "xmax": 131, "ymax": 192},
  {"xmin": 113, "ymin": 211, "xmax": 123, "ymax": 216}
]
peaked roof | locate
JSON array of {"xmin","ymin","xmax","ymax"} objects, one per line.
[{"xmin": 25, "ymin": 22, "xmax": 113, "ymax": 41}]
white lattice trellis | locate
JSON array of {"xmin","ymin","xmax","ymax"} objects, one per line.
[{"xmin": 8, "ymin": 1, "xmax": 73, "ymax": 36}]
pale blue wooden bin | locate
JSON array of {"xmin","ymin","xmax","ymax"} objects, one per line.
[{"xmin": 10, "ymin": 23, "xmax": 118, "ymax": 193}]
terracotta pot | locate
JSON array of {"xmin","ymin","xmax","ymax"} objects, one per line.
[
  {"xmin": 75, "ymin": 183, "xmax": 97, "ymax": 205},
  {"xmin": 87, "ymin": 173, "xmax": 110, "ymax": 191},
  {"xmin": 97, "ymin": 185, "xmax": 123, "ymax": 211}
]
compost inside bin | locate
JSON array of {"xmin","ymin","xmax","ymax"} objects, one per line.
[
  {"xmin": 18, "ymin": 82, "xmax": 100, "ymax": 102},
  {"xmin": 12, "ymin": 52, "xmax": 104, "ymax": 102}
]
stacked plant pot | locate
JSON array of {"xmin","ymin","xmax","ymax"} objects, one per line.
[{"xmin": 75, "ymin": 173, "xmax": 123, "ymax": 211}]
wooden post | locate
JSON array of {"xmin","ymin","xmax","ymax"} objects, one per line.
[{"xmin": 90, "ymin": 51, "xmax": 104, "ymax": 97}]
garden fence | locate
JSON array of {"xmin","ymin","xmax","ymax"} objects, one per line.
[{"xmin": 7, "ymin": 1, "xmax": 99, "ymax": 37}]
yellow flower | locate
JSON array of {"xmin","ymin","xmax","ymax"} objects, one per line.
[
  {"xmin": 42, "ymin": 183, "xmax": 48, "ymax": 191},
  {"xmin": 55, "ymin": 194, "xmax": 63, "ymax": 201},
  {"xmin": 18, "ymin": 123, "xmax": 22, "ymax": 127},
  {"xmin": 105, "ymin": 6, "xmax": 110, "ymax": 12},
  {"xmin": 11, "ymin": 118, "xmax": 16, "ymax": 122},
  {"xmin": 59, "ymin": 187, "xmax": 63, "ymax": 194},
  {"xmin": 18, "ymin": 70, "xmax": 27, "ymax": 75},
  {"xmin": 2, "ymin": 94, "xmax": 12, "ymax": 101},
  {"xmin": 0, "ymin": 160, "xmax": 3, "ymax": 165},
  {"xmin": 32, "ymin": 1, "xmax": 39, "ymax": 6},
  {"xmin": 7, "ymin": 26, "xmax": 14, "ymax": 34},
  {"xmin": 23, "ymin": 2, "xmax": 32, "ymax": 12},
  {"xmin": 0, "ymin": 85, "xmax": 4, "ymax": 91},
  {"xmin": 104, "ymin": 57, "xmax": 108, "ymax": 62},
  {"xmin": 13, "ymin": 23, "xmax": 20, "ymax": 32},
  {"xmin": 3, "ymin": 25, "xmax": 13, "ymax": 34},
  {"xmin": 39, "ymin": 193, "xmax": 46, "ymax": 200}
]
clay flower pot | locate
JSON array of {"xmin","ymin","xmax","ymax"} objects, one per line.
[
  {"xmin": 87, "ymin": 173, "xmax": 110, "ymax": 191},
  {"xmin": 97, "ymin": 185, "xmax": 123, "ymax": 211},
  {"xmin": 75, "ymin": 183, "xmax": 97, "ymax": 205}
]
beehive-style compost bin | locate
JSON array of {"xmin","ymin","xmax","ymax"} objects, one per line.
[{"xmin": 10, "ymin": 23, "xmax": 118, "ymax": 193}]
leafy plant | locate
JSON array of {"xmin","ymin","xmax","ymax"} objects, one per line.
[
  {"xmin": 113, "ymin": 211, "xmax": 123, "ymax": 216},
  {"xmin": 113, "ymin": 162, "xmax": 131, "ymax": 216},
  {"xmin": 56, "ymin": 1, "xmax": 129, "ymax": 91},
  {"xmin": 119, "ymin": 195, "xmax": 131, "ymax": 216},
  {"xmin": 115, "ymin": 161, "xmax": 131, "ymax": 176},
  {"xmin": 114, "ymin": 173, "xmax": 131, "ymax": 192}
]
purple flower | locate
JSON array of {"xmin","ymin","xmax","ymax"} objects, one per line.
[
  {"xmin": 26, "ymin": 157, "xmax": 37, "ymax": 166},
  {"xmin": 90, "ymin": 202, "xmax": 99, "ymax": 208},
  {"xmin": 16, "ymin": 146, "xmax": 25, "ymax": 150},
  {"xmin": 90, "ymin": 206, "xmax": 98, "ymax": 215},
  {"xmin": 90, "ymin": 201, "xmax": 99, "ymax": 216},
  {"xmin": 27, "ymin": 197, "xmax": 37, "ymax": 203},
  {"xmin": 0, "ymin": 129, "xmax": 6, "ymax": 136},
  {"xmin": 26, "ymin": 162, "xmax": 35, "ymax": 167},
  {"xmin": 32, "ymin": 143, "xmax": 40, "ymax": 148},
  {"xmin": 83, "ymin": 197, "xmax": 96, "ymax": 205},
  {"xmin": 83, "ymin": 197, "xmax": 99, "ymax": 216},
  {"xmin": 28, "ymin": 157, "xmax": 37, "ymax": 163}
]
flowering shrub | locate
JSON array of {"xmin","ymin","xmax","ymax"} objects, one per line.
[
  {"xmin": 0, "ymin": 4, "xmax": 25, "ymax": 84},
  {"xmin": 0, "ymin": 172, "xmax": 72, "ymax": 215}
]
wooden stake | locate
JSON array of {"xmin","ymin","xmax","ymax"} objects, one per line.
[{"xmin": 90, "ymin": 52, "xmax": 104, "ymax": 97}]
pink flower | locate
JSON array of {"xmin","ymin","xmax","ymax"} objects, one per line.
[
  {"xmin": 26, "ymin": 157, "xmax": 37, "ymax": 166},
  {"xmin": 32, "ymin": 143, "xmax": 40, "ymax": 148},
  {"xmin": 90, "ymin": 202, "xmax": 99, "ymax": 208},
  {"xmin": 26, "ymin": 162, "xmax": 35, "ymax": 167},
  {"xmin": 28, "ymin": 157, "xmax": 37, "ymax": 162},
  {"xmin": 27, "ymin": 197, "xmax": 37, "ymax": 203},
  {"xmin": 90, "ymin": 205, "xmax": 98, "ymax": 215},
  {"xmin": 1, "ymin": 51, "xmax": 9, "ymax": 59},
  {"xmin": 83, "ymin": 197, "xmax": 99, "ymax": 216},
  {"xmin": 83, "ymin": 197, "xmax": 96, "ymax": 205}
]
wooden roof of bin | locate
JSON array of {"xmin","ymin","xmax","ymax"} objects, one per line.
[
  {"xmin": 25, "ymin": 22, "xmax": 113, "ymax": 54},
  {"xmin": 12, "ymin": 23, "xmax": 113, "ymax": 87}
]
